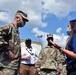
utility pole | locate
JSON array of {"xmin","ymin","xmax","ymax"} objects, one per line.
[{"xmin": 37, "ymin": 35, "xmax": 42, "ymax": 42}]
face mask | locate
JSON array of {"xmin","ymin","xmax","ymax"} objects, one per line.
[
  {"xmin": 66, "ymin": 28, "xmax": 71, "ymax": 36},
  {"xmin": 48, "ymin": 39, "xmax": 53, "ymax": 46},
  {"xmin": 17, "ymin": 19, "xmax": 25, "ymax": 27}
]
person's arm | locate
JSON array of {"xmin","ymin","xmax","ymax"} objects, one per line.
[
  {"xmin": 35, "ymin": 48, "xmax": 44, "ymax": 73},
  {"xmin": 49, "ymin": 39, "xmax": 76, "ymax": 60},
  {"xmin": 60, "ymin": 48, "xmax": 76, "ymax": 60},
  {"xmin": 49, "ymin": 40, "xmax": 61, "ymax": 48},
  {"xmin": 61, "ymin": 36, "xmax": 76, "ymax": 60},
  {"xmin": 0, "ymin": 24, "xmax": 10, "ymax": 52},
  {"xmin": 0, "ymin": 24, "xmax": 16, "ymax": 60},
  {"xmin": 21, "ymin": 55, "xmax": 30, "ymax": 60}
]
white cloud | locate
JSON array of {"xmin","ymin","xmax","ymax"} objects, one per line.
[
  {"xmin": 32, "ymin": 27, "xmax": 68, "ymax": 48},
  {"xmin": 41, "ymin": 22, "xmax": 47, "ymax": 27},
  {"xmin": 53, "ymin": 34, "xmax": 68, "ymax": 48},
  {"xmin": 54, "ymin": 27, "xmax": 68, "ymax": 48},
  {"xmin": 42, "ymin": 0, "xmax": 76, "ymax": 19},
  {"xmin": 32, "ymin": 28, "xmax": 49, "ymax": 46},
  {"xmin": 0, "ymin": 12, "xmax": 10, "ymax": 22},
  {"xmin": 32, "ymin": 28, "xmax": 48, "ymax": 37},
  {"xmin": 56, "ymin": 27, "xmax": 62, "ymax": 34},
  {"xmin": 0, "ymin": 0, "xmax": 47, "ymax": 27},
  {"xmin": 0, "ymin": 0, "xmax": 69, "ymax": 48}
]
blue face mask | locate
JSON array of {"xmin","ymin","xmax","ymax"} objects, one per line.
[{"xmin": 66, "ymin": 28, "xmax": 71, "ymax": 36}]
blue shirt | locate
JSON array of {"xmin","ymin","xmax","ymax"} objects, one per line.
[{"xmin": 67, "ymin": 34, "xmax": 76, "ymax": 67}]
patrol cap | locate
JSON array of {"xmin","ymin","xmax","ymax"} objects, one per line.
[
  {"xmin": 25, "ymin": 38, "xmax": 31, "ymax": 42},
  {"xmin": 47, "ymin": 34, "xmax": 53, "ymax": 39},
  {"xmin": 16, "ymin": 10, "xmax": 29, "ymax": 22}
]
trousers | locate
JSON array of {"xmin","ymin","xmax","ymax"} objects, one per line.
[{"xmin": 20, "ymin": 64, "xmax": 36, "ymax": 75}]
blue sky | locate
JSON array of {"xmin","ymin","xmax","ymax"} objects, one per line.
[{"xmin": 0, "ymin": 0, "xmax": 76, "ymax": 47}]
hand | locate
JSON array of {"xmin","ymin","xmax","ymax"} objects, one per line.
[
  {"xmin": 36, "ymin": 68, "xmax": 40, "ymax": 72},
  {"xmin": 6, "ymin": 51, "xmax": 16, "ymax": 60},
  {"xmin": 36, "ymin": 68, "xmax": 41, "ymax": 75},
  {"xmin": 22, "ymin": 55, "xmax": 30, "ymax": 60},
  {"xmin": 25, "ymin": 56, "xmax": 30, "ymax": 60},
  {"xmin": 57, "ymin": 69, "xmax": 61, "ymax": 75},
  {"xmin": 49, "ymin": 40, "xmax": 61, "ymax": 49}
]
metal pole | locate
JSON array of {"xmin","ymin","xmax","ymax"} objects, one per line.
[{"xmin": 37, "ymin": 35, "xmax": 42, "ymax": 42}]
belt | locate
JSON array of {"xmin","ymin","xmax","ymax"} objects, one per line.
[
  {"xmin": 67, "ymin": 64, "xmax": 76, "ymax": 70},
  {"xmin": 25, "ymin": 64, "xmax": 35, "ymax": 66}
]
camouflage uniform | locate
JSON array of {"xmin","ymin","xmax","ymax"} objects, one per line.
[
  {"xmin": 36, "ymin": 45, "xmax": 63, "ymax": 75},
  {"xmin": 0, "ymin": 23, "xmax": 21, "ymax": 75},
  {"xmin": 60, "ymin": 53, "xmax": 67, "ymax": 75}
]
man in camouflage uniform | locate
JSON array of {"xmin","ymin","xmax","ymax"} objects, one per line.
[
  {"xmin": 36, "ymin": 34, "xmax": 63, "ymax": 75},
  {"xmin": 0, "ymin": 10, "xmax": 29, "ymax": 75}
]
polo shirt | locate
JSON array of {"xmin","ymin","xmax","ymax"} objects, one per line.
[{"xmin": 21, "ymin": 46, "xmax": 38, "ymax": 65}]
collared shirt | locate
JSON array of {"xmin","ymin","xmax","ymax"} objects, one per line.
[{"xmin": 21, "ymin": 46, "xmax": 38, "ymax": 64}]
